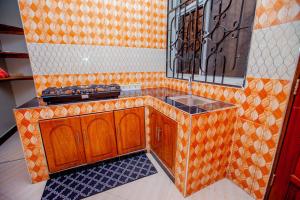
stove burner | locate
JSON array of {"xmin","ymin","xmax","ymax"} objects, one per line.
[{"xmin": 41, "ymin": 84, "xmax": 121, "ymax": 104}]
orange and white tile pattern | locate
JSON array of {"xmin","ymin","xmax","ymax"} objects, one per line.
[
  {"xmin": 18, "ymin": 0, "xmax": 167, "ymax": 49},
  {"xmin": 227, "ymin": 118, "xmax": 265, "ymax": 195},
  {"xmin": 145, "ymin": 96, "xmax": 191, "ymax": 194},
  {"xmin": 14, "ymin": 109, "xmax": 49, "ymax": 183},
  {"xmin": 186, "ymin": 108, "xmax": 238, "ymax": 196},
  {"xmin": 165, "ymin": 76, "xmax": 291, "ymax": 199},
  {"xmin": 16, "ymin": 0, "xmax": 298, "ymax": 199},
  {"xmin": 34, "ymin": 72, "xmax": 165, "ymax": 96},
  {"xmin": 14, "ymin": 95, "xmax": 192, "ymax": 196},
  {"xmin": 14, "ymin": 96, "xmax": 146, "ymax": 183},
  {"xmin": 254, "ymin": 0, "xmax": 300, "ymax": 30},
  {"xmin": 14, "ymin": 76, "xmax": 292, "ymax": 199}
]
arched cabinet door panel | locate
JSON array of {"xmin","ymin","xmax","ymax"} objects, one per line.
[
  {"xmin": 81, "ymin": 112, "xmax": 118, "ymax": 163},
  {"xmin": 114, "ymin": 107, "xmax": 145, "ymax": 155},
  {"xmin": 39, "ymin": 117, "xmax": 86, "ymax": 173}
]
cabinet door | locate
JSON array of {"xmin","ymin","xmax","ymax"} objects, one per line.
[
  {"xmin": 39, "ymin": 117, "xmax": 86, "ymax": 173},
  {"xmin": 149, "ymin": 109, "xmax": 161, "ymax": 156},
  {"xmin": 81, "ymin": 112, "xmax": 118, "ymax": 163},
  {"xmin": 114, "ymin": 107, "xmax": 145, "ymax": 155},
  {"xmin": 160, "ymin": 116, "xmax": 177, "ymax": 174}
]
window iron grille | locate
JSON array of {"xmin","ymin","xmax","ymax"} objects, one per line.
[{"xmin": 166, "ymin": 0, "xmax": 257, "ymax": 87}]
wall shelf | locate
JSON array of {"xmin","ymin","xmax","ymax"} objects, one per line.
[
  {"xmin": 0, "ymin": 76, "xmax": 33, "ymax": 82},
  {"xmin": 0, "ymin": 24, "xmax": 24, "ymax": 35},
  {"xmin": 0, "ymin": 52, "xmax": 29, "ymax": 58}
]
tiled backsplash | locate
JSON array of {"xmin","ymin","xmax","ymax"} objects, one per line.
[
  {"xmin": 248, "ymin": 21, "xmax": 300, "ymax": 79},
  {"xmin": 18, "ymin": 0, "xmax": 167, "ymax": 48},
  {"xmin": 19, "ymin": 0, "xmax": 167, "ymax": 93},
  {"xmin": 254, "ymin": 0, "xmax": 300, "ymax": 30},
  {"xmin": 33, "ymin": 72, "xmax": 165, "ymax": 96},
  {"xmin": 27, "ymin": 44, "xmax": 165, "ymax": 75}
]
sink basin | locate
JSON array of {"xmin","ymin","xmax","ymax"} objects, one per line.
[{"xmin": 169, "ymin": 95, "xmax": 215, "ymax": 106}]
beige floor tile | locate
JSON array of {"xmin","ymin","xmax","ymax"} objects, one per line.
[
  {"xmin": 0, "ymin": 159, "xmax": 46, "ymax": 200},
  {"xmin": 84, "ymin": 191, "xmax": 124, "ymax": 200},
  {"xmin": 0, "ymin": 133, "xmax": 254, "ymax": 200},
  {"xmin": 0, "ymin": 132, "xmax": 24, "ymax": 163},
  {"xmin": 187, "ymin": 179, "xmax": 254, "ymax": 200}
]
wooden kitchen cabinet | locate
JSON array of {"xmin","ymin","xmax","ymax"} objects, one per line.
[
  {"xmin": 150, "ymin": 109, "xmax": 177, "ymax": 174},
  {"xmin": 81, "ymin": 112, "xmax": 118, "ymax": 163},
  {"xmin": 114, "ymin": 107, "xmax": 145, "ymax": 155},
  {"xmin": 40, "ymin": 107, "xmax": 146, "ymax": 173},
  {"xmin": 39, "ymin": 117, "xmax": 86, "ymax": 173}
]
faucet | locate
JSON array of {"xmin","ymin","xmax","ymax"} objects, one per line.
[{"xmin": 188, "ymin": 75, "xmax": 192, "ymax": 95}]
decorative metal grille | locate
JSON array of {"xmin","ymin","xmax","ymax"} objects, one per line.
[{"xmin": 166, "ymin": 0, "xmax": 257, "ymax": 87}]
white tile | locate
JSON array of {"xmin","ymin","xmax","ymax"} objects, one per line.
[
  {"xmin": 27, "ymin": 44, "xmax": 166, "ymax": 75},
  {"xmin": 0, "ymin": 132, "xmax": 24, "ymax": 163},
  {"xmin": 187, "ymin": 179, "xmax": 254, "ymax": 200},
  {"xmin": 83, "ymin": 192, "xmax": 125, "ymax": 200},
  {"xmin": 247, "ymin": 20, "xmax": 300, "ymax": 80}
]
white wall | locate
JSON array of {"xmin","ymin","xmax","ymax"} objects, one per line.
[
  {"xmin": 0, "ymin": 35, "xmax": 36, "ymax": 106},
  {"xmin": 0, "ymin": 0, "xmax": 36, "ymax": 137},
  {"xmin": 0, "ymin": 59, "xmax": 16, "ymax": 137},
  {"xmin": 0, "ymin": 0, "xmax": 36, "ymax": 107}
]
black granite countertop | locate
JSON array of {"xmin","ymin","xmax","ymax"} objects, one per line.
[{"xmin": 16, "ymin": 88, "xmax": 235, "ymax": 115}]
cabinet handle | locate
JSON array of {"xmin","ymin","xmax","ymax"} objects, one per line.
[
  {"xmin": 76, "ymin": 132, "xmax": 80, "ymax": 144},
  {"xmin": 157, "ymin": 127, "xmax": 161, "ymax": 142},
  {"xmin": 116, "ymin": 126, "xmax": 120, "ymax": 135},
  {"xmin": 83, "ymin": 130, "xmax": 88, "ymax": 142}
]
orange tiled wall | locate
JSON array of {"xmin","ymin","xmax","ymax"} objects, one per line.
[
  {"xmin": 18, "ymin": 0, "xmax": 167, "ymax": 48},
  {"xmin": 18, "ymin": 0, "xmax": 167, "ymax": 94},
  {"xmin": 167, "ymin": 76, "xmax": 292, "ymax": 198},
  {"xmin": 254, "ymin": 0, "xmax": 300, "ymax": 30},
  {"xmin": 34, "ymin": 72, "xmax": 166, "ymax": 96},
  {"xmin": 186, "ymin": 108, "xmax": 238, "ymax": 196}
]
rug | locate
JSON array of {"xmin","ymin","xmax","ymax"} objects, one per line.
[{"xmin": 42, "ymin": 153, "xmax": 157, "ymax": 200}]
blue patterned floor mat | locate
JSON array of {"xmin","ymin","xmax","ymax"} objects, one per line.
[{"xmin": 42, "ymin": 153, "xmax": 157, "ymax": 200}]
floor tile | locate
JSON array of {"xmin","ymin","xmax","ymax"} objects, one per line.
[
  {"xmin": 187, "ymin": 179, "xmax": 254, "ymax": 200},
  {"xmin": 0, "ymin": 132, "xmax": 24, "ymax": 163},
  {"xmin": 0, "ymin": 132, "xmax": 255, "ymax": 200},
  {"xmin": 0, "ymin": 159, "xmax": 46, "ymax": 200}
]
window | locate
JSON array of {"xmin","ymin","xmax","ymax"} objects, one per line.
[{"xmin": 166, "ymin": 0, "xmax": 257, "ymax": 87}]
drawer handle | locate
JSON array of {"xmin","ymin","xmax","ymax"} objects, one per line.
[
  {"xmin": 76, "ymin": 133, "xmax": 80, "ymax": 144},
  {"xmin": 83, "ymin": 130, "xmax": 88, "ymax": 142},
  {"xmin": 157, "ymin": 127, "xmax": 161, "ymax": 142}
]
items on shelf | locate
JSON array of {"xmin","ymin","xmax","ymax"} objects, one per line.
[{"xmin": 0, "ymin": 68, "xmax": 9, "ymax": 78}]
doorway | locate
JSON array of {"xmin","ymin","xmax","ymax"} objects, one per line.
[{"xmin": 266, "ymin": 59, "xmax": 300, "ymax": 199}]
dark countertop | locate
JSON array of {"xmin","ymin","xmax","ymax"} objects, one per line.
[{"xmin": 16, "ymin": 88, "xmax": 235, "ymax": 115}]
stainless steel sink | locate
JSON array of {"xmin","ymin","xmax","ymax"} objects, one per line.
[{"xmin": 169, "ymin": 95, "xmax": 215, "ymax": 106}]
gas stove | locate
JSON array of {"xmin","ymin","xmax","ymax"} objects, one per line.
[{"xmin": 41, "ymin": 84, "xmax": 121, "ymax": 105}]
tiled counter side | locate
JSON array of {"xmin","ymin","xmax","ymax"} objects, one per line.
[
  {"xmin": 165, "ymin": 77, "xmax": 292, "ymax": 199},
  {"xmin": 186, "ymin": 107, "xmax": 238, "ymax": 196},
  {"xmin": 13, "ymin": 92, "xmax": 192, "ymax": 197},
  {"xmin": 13, "ymin": 88, "xmax": 238, "ymax": 197}
]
